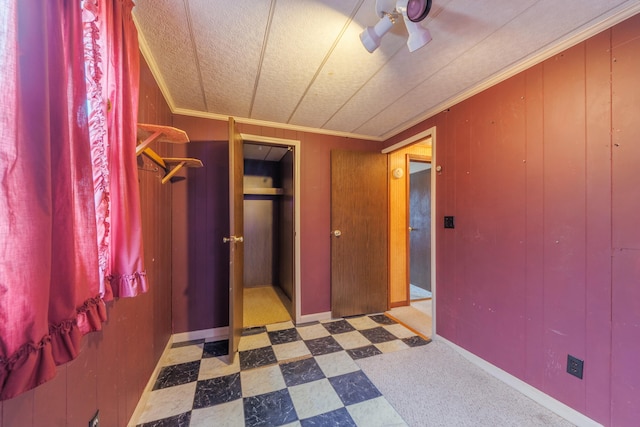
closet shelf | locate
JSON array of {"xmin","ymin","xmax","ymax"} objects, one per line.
[
  {"xmin": 136, "ymin": 123, "xmax": 203, "ymax": 184},
  {"xmin": 244, "ymin": 188, "xmax": 284, "ymax": 195}
]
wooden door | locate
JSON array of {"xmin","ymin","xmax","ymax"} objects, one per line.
[
  {"xmin": 331, "ymin": 150, "xmax": 388, "ymax": 318},
  {"xmin": 409, "ymin": 161, "xmax": 432, "ymax": 293},
  {"xmin": 226, "ymin": 118, "xmax": 244, "ymax": 363}
]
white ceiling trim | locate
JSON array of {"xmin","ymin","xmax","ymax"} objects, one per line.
[
  {"xmin": 134, "ymin": 13, "xmax": 178, "ymax": 112},
  {"xmin": 135, "ymin": 12, "xmax": 383, "ymax": 142},
  {"xmin": 376, "ymin": 1, "xmax": 640, "ymax": 141},
  {"xmin": 172, "ymin": 108, "xmax": 384, "ymax": 141},
  {"xmin": 382, "ymin": 127, "xmax": 435, "ymax": 153},
  {"xmin": 134, "ymin": 2, "xmax": 640, "ymax": 143}
]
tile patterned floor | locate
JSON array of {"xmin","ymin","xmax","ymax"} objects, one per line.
[{"xmin": 133, "ymin": 314, "xmax": 431, "ymax": 427}]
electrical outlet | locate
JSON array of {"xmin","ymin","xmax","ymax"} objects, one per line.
[
  {"xmin": 444, "ymin": 216, "xmax": 455, "ymax": 229},
  {"xmin": 89, "ymin": 410, "xmax": 99, "ymax": 427},
  {"xmin": 567, "ymin": 355, "xmax": 584, "ymax": 379}
]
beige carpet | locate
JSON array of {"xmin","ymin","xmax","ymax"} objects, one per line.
[
  {"xmin": 243, "ymin": 286, "xmax": 291, "ymax": 327},
  {"xmin": 386, "ymin": 299, "xmax": 432, "ymax": 339},
  {"xmin": 357, "ymin": 340, "xmax": 575, "ymax": 427}
]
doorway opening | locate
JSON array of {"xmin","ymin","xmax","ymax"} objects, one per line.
[
  {"xmin": 408, "ymin": 158, "xmax": 432, "ymax": 329},
  {"xmin": 241, "ymin": 135, "xmax": 300, "ymax": 328},
  {"xmin": 382, "ymin": 127, "xmax": 436, "ymax": 339}
]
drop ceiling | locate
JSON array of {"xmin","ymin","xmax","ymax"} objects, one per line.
[{"xmin": 133, "ymin": 0, "xmax": 640, "ymax": 141}]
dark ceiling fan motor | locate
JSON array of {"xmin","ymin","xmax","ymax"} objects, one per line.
[{"xmin": 406, "ymin": 0, "xmax": 432, "ymax": 22}]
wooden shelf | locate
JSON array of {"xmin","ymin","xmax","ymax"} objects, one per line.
[
  {"xmin": 136, "ymin": 123, "xmax": 203, "ymax": 184},
  {"xmin": 244, "ymin": 188, "xmax": 284, "ymax": 195},
  {"xmin": 136, "ymin": 123, "xmax": 189, "ymax": 156}
]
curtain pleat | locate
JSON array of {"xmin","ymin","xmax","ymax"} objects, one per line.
[
  {"xmin": 84, "ymin": 0, "xmax": 146, "ymax": 299},
  {"xmin": 105, "ymin": 0, "xmax": 147, "ymax": 298},
  {"xmin": 0, "ymin": 0, "xmax": 145, "ymax": 401}
]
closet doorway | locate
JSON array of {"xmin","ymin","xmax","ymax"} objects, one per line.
[{"xmin": 241, "ymin": 135, "xmax": 300, "ymax": 328}]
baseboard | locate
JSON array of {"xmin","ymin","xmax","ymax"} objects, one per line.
[
  {"xmin": 390, "ymin": 300, "xmax": 409, "ymax": 308},
  {"xmin": 435, "ymin": 335, "xmax": 603, "ymax": 427},
  {"xmin": 172, "ymin": 326, "xmax": 229, "ymax": 343},
  {"xmin": 127, "ymin": 335, "xmax": 174, "ymax": 426},
  {"xmin": 297, "ymin": 311, "xmax": 332, "ymax": 324}
]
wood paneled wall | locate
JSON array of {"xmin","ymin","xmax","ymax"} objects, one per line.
[
  {"xmin": 0, "ymin": 55, "xmax": 174, "ymax": 427},
  {"xmin": 170, "ymin": 117, "xmax": 383, "ymax": 331},
  {"xmin": 383, "ymin": 14, "xmax": 640, "ymax": 427}
]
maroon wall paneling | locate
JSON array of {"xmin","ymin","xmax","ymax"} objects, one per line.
[
  {"xmin": 611, "ymin": 15, "xmax": 640, "ymax": 251},
  {"xmin": 171, "ymin": 136, "xmax": 230, "ymax": 333},
  {"xmin": 610, "ymin": 14, "xmax": 640, "ymax": 427},
  {"xmin": 523, "ymin": 63, "xmax": 546, "ymax": 392},
  {"xmin": 297, "ymin": 132, "xmax": 383, "ymax": 315},
  {"xmin": 32, "ymin": 365, "xmax": 66, "ymax": 425},
  {"xmin": 541, "ymin": 44, "xmax": 588, "ymax": 411},
  {"xmin": 386, "ymin": 13, "xmax": 640, "ymax": 426},
  {"xmin": 611, "ymin": 251, "xmax": 640, "ymax": 426},
  {"xmin": 470, "ymin": 75, "xmax": 527, "ymax": 376},
  {"xmin": 1, "ymin": 54, "xmax": 174, "ymax": 427},
  {"xmin": 169, "ymin": 117, "xmax": 382, "ymax": 328},
  {"xmin": 584, "ymin": 30, "xmax": 613, "ymax": 425},
  {"xmin": 433, "ymin": 109, "xmax": 457, "ymax": 341}
]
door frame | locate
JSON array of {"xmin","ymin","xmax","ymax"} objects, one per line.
[
  {"xmin": 240, "ymin": 133, "xmax": 302, "ymax": 324},
  {"xmin": 406, "ymin": 155, "xmax": 432, "ymax": 300},
  {"xmin": 382, "ymin": 126, "xmax": 437, "ymax": 337}
]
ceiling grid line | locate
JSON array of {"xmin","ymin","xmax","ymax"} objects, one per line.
[
  {"xmin": 249, "ymin": 0, "xmax": 278, "ymax": 118},
  {"xmin": 369, "ymin": 0, "xmax": 640, "ymax": 139},
  {"xmin": 285, "ymin": 0, "xmax": 366, "ymax": 124},
  {"xmin": 325, "ymin": 0, "xmax": 455, "ymax": 133},
  {"xmin": 183, "ymin": 0, "xmax": 209, "ymax": 111},
  {"xmin": 352, "ymin": 0, "xmax": 541, "ymax": 135},
  {"xmin": 132, "ymin": 0, "xmax": 640, "ymax": 140}
]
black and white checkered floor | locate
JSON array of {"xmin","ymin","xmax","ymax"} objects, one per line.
[{"xmin": 133, "ymin": 314, "xmax": 431, "ymax": 426}]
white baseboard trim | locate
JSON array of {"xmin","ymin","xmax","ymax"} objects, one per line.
[
  {"xmin": 435, "ymin": 335, "xmax": 603, "ymax": 427},
  {"xmin": 127, "ymin": 335, "xmax": 174, "ymax": 427},
  {"xmin": 172, "ymin": 326, "xmax": 229, "ymax": 343},
  {"xmin": 297, "ymin": 311, "xmax": 332, "ymax": 324}
]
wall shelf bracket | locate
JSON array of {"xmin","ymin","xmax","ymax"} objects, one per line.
[{"xmin": 136, "ymin": 123, "xmax": 203, "ymax": 184}]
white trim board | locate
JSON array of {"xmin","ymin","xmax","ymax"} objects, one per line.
[
  {"xmin": 382, "ymin": 125, "xmax": 437, "ymax": 339},
  {"xmin": 172, "ymin": 327, "xmax": 229, "ymax": 344},
  {"xmin": 436, "ymin": 335, "xmax": 603, "ymax": 427},
  {"xmin": 297, "ymin": 311, "xmax": 333, "ymax": 325},
  {"xmin": 127, "ymin": 335, "xmax": 174, "ymax": 427}
]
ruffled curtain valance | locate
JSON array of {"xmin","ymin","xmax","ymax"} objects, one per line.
[{"xmin": 0, "ymin": 0, "xmax": 145, "ymax": 400}]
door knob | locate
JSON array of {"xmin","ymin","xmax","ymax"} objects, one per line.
[
  {"xmin": 223, "ymin": 235, "xmax": 244, "ymax": 243},
  {"xmin": 409, "ymin": 226, "xmax": 419, "ymax": 232},
  {"xmin": 331, "ymin": 230, "xmax": 342, "ymax": 237}
]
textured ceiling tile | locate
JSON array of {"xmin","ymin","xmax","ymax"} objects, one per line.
[
  {"xmin": 250, "ymin": 0, "xmax": 361, "ymax": 124},
  {"xmin": 133, "ymin": 0, "xmax": 640, "ymax": 139},
  {"xmin": 289, "ymin": 1, "xmax": 408, "ymax": 129},
  {"xmin": 354, "ymin": 0, "xmax": 634, "ymax": 137},
  {"xmin": 133, "ymin": 0, "xmax": 207, "ymax": 111},
  {"xmin": 325, "ymin": 0, "xmax": 538, "ymax": 135},
  {"xmin": 188, "ymin": 0, "xmax": 273, "ymax": 117}
]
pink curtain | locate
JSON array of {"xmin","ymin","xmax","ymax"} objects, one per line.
[
  {"xmin": 0, "ymin": 0, "xmax": 106, "ymax": 400},
  {"xmin": 103, "ymin": 0, "xmax": 147, "ymax": 298},
  {"xmin": 0, "ymin": 0, "xmax": 144, "ymax": 400},
  {"xmin": 84, "ymin": 0, "xmax": 146, "ymax": 300}
]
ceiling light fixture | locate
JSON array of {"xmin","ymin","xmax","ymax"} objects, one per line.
[{"xmin": 360, "ymin": 0, "xmax": 432, "ymax": 53}]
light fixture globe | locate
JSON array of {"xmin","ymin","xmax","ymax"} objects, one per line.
[
  {"xmin": 396, "ymin": 0, "xmax": 432, "ymax": 51},
  {"xmin": 359, "ymin": 0, "xmax": 433, "ymax": 53},
  {"xmin": 406, "ymin": 0, "xmax": 432, "ymax": 22}
]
